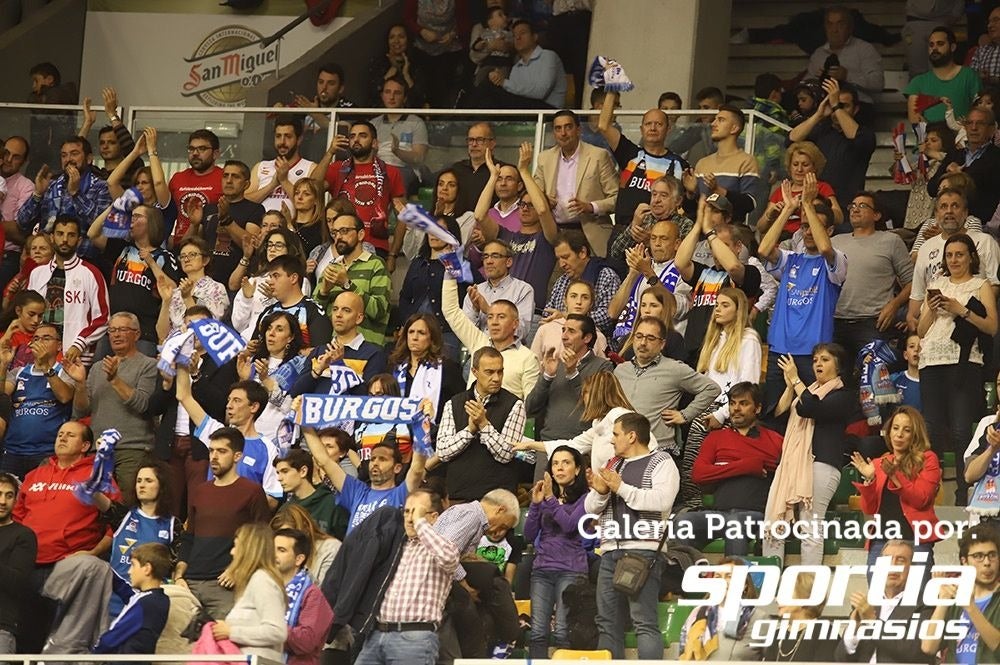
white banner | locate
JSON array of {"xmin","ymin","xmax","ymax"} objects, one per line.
[{"xmin": 81, "ymin": 11, "xmax": 351, "ymax": 107}]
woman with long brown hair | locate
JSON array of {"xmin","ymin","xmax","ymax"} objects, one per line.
[
  {"xmin": 616, "ymin": 285, "xmax": 684, "ymax": 361},
  {"xmin": 387, "ymin": 313, "xmax": 465, "ymax": 424},
  {"xmin": 851, "ymin": 406, "xmax": 941, "ymax": 576},
  {"xmin": 270, "ymin": 503, "xmax": 341, "ymax": 585},
  {"xmin": 515, "ymin": 371, "xmax": 659, "ymax": 471},
  {"xmin": 211, "ymin": 523, "xmax": 287, "ymax": 661}
]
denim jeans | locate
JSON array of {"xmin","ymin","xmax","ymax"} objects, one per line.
[
  {"xmin": 673, "ymin": 509, "xmax": 765, "ymax": 556},
  {"xmin": 0, "ymin": 629, "xmax": 14, "ymax": 654},
  {"xmin": 920, "ymin": 363, "xmax": 983, "ymax": 505},
  {"xmin": 355, "ymin": 629, "xmax": 439, "ymax": 665},
  {"xmin": 596, "ymin": 549, "xmax": 665, "ymax": 660},
  {"xmin": 529, "ymin": 569, "xmax": 583, "ymax": 658},
  {"xmin": 763, "ymin": 461, "xmax": 841, "ymax": 566}
]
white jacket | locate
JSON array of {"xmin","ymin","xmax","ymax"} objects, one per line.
[
  {"xmin": 28, "ymin": 255, "xmax": 109, "ymax": 364},
  {"xmin": 544, "ymin": 406, "xmax": 660, "ymax": 472}
]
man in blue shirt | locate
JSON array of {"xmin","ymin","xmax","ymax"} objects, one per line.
[
  {"xmin": 469, "ymin": 20, "xmax": 566, "ymax": 109},
  {"xmin": 302, "ymin": 418, "xmax": 425, "ymax": 533},
  {"xmin": 758, "ymin": 175, "xmax": 847, "ymax": 420},
  {"xmin": 175, "ymin": 368, "xmax": 282, "ymax": 507}
]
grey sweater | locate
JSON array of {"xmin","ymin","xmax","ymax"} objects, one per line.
[
  {"xmin": 524, "ymin": 351, "xmax": 614, "ymax": 440},
  {"xmin": 80, "ymin": 353, "xmax": 158, "ymax": 450},
  {"xmin": 613, "ymin": 357, "xmax": 720, "ymax": 453}
]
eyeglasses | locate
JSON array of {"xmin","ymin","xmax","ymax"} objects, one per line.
[
  {"xmin": 632, "ymin": 333, "xmax": 663, "ymax": 343},
  {"xmin": 482, "ymin": 252, "xmax": 510, "ymax": 260},
  {"xmin": 466, "ymin": 137, "xmax": 494, "ymax": 145},
  {"xmin": 187, "ymin": 145, "xmax": 213, "ymax": 153},
  {"xmin": 517, "ymin": 201, "xmax": 535, "ymax": 210},
  {"xmin": 108, "ymin": 327, "xmax": 139, "ymax": 335},
  {"xmin": 266, "ymin": 241, "xmax": 287, "ymax": 249},
  {"xmin": 848, "ymin": 202, "xmax": 874, "ymax": 211},
  {"xmin": 331, "ymin": 228, "xmax": 358, "ymax": 236},
  {"xmin": 179, "ymin": 252, "xmax": 206, "ymax": 260},
  {"xmin": 968, "ymin": 551, "xmax": 999, "ymax": 562}
]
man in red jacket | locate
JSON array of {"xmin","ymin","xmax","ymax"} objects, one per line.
[
  {"xmin": 12, "ymin": 419, "xmax": 121, "ymax": 651},
  {"xmin": 672, "ymin": 382, "xmax": 782, "ymax": 556}
]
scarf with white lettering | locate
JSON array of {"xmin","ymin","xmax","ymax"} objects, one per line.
[
  {"xmin": 294, "ymin": 394, "xmax": 433, "ymax": 457},
  {"xmin": 284, "ymin": 568, "xmax": 312, "ymax": 630},
  {"xmin": 395, "ymin": 359, "xmax": 443, "ymax": 422},
  {"xmin": 103, "ymin": 186, "xmax": 143, "ymax": 239},
  {"xmin": 588, "ymin": 56, "xmax": 634, "ymax": 93},
  {"xmin": 188, "ymin": 318, "xmax": 246, "ymax": 368}
]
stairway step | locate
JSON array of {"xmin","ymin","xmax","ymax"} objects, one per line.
[
  {"xmin": 730, "ymin": 42, "xmax": 905, "ymax": 58},
  {"xmin": 727, "ymin": 55, "xmax": 905, "ymax": 72}
]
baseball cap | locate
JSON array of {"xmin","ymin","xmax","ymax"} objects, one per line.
[{"xmin": 705, "ymin": 193, "xmax": 732, "ymax": 214}]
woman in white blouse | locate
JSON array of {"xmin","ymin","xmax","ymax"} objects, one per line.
[
  {"xmin": 515, "ymin": 371, "xmax": 657, "ymax": 472},
  {"xmin": 677, "ymin": 287, "xmax": 762, "ymax": 510},
  {"xmin": 211, "ymin": 523, "xmax": 287, "ymax": 661}
]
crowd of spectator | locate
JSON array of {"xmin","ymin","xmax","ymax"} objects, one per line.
[{"xmin": 2, "ymin": 1, "xmax": 1000, "ymax": 663}]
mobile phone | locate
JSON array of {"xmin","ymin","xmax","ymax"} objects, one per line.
[{"xmin": 926, "ymin": 288, "xmax": 942, "ymax": 299}]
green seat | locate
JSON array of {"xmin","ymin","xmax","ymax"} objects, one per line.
[
  {"xmin": 514, "ymin": 506, "xmax": 529, "ymax": 537},
  {"xmin": 524, "ymin": 418, "xmax": 535, "ymax": 438},
  {"xmin": 942, "ymin": 451, "xmax": 956, "ymax": 468},
  {"xmin": 785, "ymin": 538, "xmax": 839, "ymax": 556},
  {"xmin": 702, "ymin": 539, "xmax": 725, "ymax": 554},
  {"xmin": 701, "ymin": 494, "xmax": 715, "ymax": 508},
  {"xmin": 827, "ymin": 510, "xmax": 865, "ymax": 548},
  {"xmin": 743, "ymin": 555, "xmax": 780, "ymax": 568},
  {"xmin": 416, "ymin": 186, "xmax": 434, "ymax": 211},
  {"xmin": 832, "ymin": 465, "xmax": 862, "ymax": 505}
]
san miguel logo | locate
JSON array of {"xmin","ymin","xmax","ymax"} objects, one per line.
[{"xmin": 182, "ymin": 25, "xmax": 280, "ymax": 107}]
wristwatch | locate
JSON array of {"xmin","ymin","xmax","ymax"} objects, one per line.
[
  {"xmin": 44, "ymin": 367, "xmax": 58, "ymax": 378},
  {"xmin": 646, "ymin": 275, "xmax": 659, "ymax": 286}
]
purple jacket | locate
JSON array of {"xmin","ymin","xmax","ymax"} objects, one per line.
[{"xmin": 524, "ymin": 494, "xmax": 589, "ymax": 574}]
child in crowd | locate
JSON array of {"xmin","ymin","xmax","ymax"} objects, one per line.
[
  {"xmin": 471, "ymin": 6, "xmax": 513, "ymax": 86},
  {"xmin": 92, "ymin": 543, "xmax": 171, "ymax": 657},
  {"xmin": 891, "ymin": 333, "xmax": 921, "ymax": 411}
]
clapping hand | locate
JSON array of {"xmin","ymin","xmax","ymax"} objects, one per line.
[{"xmin": 850, "ymin": 451, "xmax": 876, "ymax": 480}]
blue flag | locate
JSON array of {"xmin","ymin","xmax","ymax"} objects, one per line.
[{"xmin": 189, "ymin": 318, "xmax": 246, "ymax": 367}]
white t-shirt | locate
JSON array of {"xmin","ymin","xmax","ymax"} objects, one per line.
[{"xmin": 253, "ymin": 157, "xmax": 317, "ymax": 213}]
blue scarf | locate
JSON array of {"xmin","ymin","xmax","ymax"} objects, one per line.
[
  {"xmin": 189, "ymin": 318, "xmax": 246, "ymax": 368},
  {"xmin": 284, "ymin": 568, "xmax": 312, "ymax": 629},
  {"xmin": 294, "ymin": 394, "xmax": 434, "ymax": 457},
  {"xmin": 613, "ymin": 261, "xmax": 681, "ymax": 341},
  {"xmin": 73, "ymin": 429, "xmax": 120, "ymax": 505},
  {"xmin": 969, "ymin": 448, "xmax": 1000, "ymax": 517},
  {"xmin": 858, "ymin": 340, "xmax": 899, "ymax": 425},
  {"xmin": 104, "ymin": 186, "xmax": 143, "ymax": 239}
]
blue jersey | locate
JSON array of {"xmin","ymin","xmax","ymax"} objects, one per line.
[
  {"xmin": 195, "ymin": 416, "xmax": 282, "ymax": 498},
  {"xmin": 109, "ymin": 508, "xmax": 175, "ymax": 619},
  {"xmin": 338, "ymin": 474, "xmax": 408, "ymax": 534},
  {"xmin": 890, "ymin": 371, "xmax": 921, "ymax": 410},
  {"xmin": 766, "ymin": 249, "xmax": 848, "ymax": 355},
  {"xmin": 6, "ymin": 363, "xmax": 72, "ymax": 455}
]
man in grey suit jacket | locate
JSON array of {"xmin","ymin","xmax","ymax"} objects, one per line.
[{"xmin": 534, "ymin": 110, "xmax": 619, "ymax": 256}]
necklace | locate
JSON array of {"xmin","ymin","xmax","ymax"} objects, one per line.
[{"xmin": 775, "ymin": 633, "xmax": 804, "ymax": 661}]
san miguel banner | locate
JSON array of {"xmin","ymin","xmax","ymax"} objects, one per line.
[
  {"xmin": 182, "ymin": 26, "xmax": 282, "ymax": 107},
  {"xmin": 81, "ymin": 10, "xmax": 351, "ymax": 107}
]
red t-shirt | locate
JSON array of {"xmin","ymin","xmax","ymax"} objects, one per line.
[
  {"xmin": 169, "ymin": 166, "xmax": 224, "ymax": 246},
  {"xmin": 769, "ymin": 180, "xmax": 837, "ymax": 233},
  {"xmin": 324, "ymin": 159, "xmax": 404, "ymax": 252}
]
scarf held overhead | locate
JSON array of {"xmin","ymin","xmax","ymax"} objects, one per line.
[{"xmin": 295, "ymin": 394, "xmax": 433, "ymax": 457}]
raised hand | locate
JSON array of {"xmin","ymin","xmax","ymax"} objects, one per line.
[
  {"xmin": 485, "ymin": 148, "xmax": 500, "ymax": 177},
  {"xmin": 102, "ymin": 86, "xmax": 120, "ymax": 120},
  {"xmin": 34, "ymin": 164, "xmax": 53, "ymax": 196},
  {"xmin": 517, "ymin": 142, "xmax": 532, "ymax": 171},
  {"xmin": 541, "ymin": 347, "xmax": 559, "ymax": 377},
  {"xmin": 850, "ymin": 451, "xmax": 876, "ymax": 480}
]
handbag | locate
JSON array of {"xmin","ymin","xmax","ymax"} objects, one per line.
[{"xmin": 608, "ymin": 458, "xmax": 670, "ymax": 598}]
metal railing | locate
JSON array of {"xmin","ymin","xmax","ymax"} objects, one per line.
[
  {"xmin": 0, "ymin": 655, "xmax": 274, "ymax": 664},
  {"xmin": 0, "ymin": 102, "xmax": 790, "ymax": 183}
]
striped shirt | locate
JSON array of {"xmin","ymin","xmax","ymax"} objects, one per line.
[
  {"xmin": 313, "ymin": 251, "xmax": 391, "ymax": 346},
  {"xmin": 379, "ymin": 502, "xmax": 487, "ymax": 622}
]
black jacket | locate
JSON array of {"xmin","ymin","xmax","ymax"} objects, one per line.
[
  {"xmin": 833, "ymin": 602, "xmax": 935, "ymax": 663},
  {"xmin": 322, "ymin": 505, "xmax": 405, "ymax": 639},
  {"xmin": 928, "ymin": 143, "xmax": 1000, "ymax": 225}
]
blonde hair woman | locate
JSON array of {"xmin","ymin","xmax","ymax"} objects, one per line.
[
  {"xmin": 676, "ymin": 287, "xmax": 762, "ymax": 509},
  {"xmin": 761, "ymin": 140, "xmax": 844, "ymax": 234},
  {"xmin": 290, "ymin": 178, "xmax": 325, "ymax": 254},
  {"xmin": 515, "ymin": 371, "xmax": 658, "ymax": 471},
  {"xmin": 211, "ymin": 523, "xmax": 288, "ymax": 661}
]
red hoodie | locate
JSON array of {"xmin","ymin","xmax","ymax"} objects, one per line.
[{"xmin": 13, "ymin": 455, "xmax": 121, "ymax": 564}]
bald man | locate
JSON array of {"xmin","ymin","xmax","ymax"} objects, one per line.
[
  {"xmin": 598, "ymin": 91, "xmax": 691, "ymax": 243},
  {"xmin": 291, "ymin": 290, "xmax": 387, "ymax": 396}
]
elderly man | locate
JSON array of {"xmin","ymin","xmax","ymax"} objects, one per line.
[
  {"xmin": 463, "ymin": 239, "xmax": 534, "ymax": 338},
  {"xmin": 451, "ymin": 122, "xmax": 496, "ymax": 213},
  {"xmin": 65, "ymin": 312, "xmax": 157, "ymax": 497},
  {"xmin": 533, "ymin": 110, "xmax": 618, "ymax": 256},
  {"xmin": 807, "ymin": 7, "xmax": 884, "ymax": 110},
  {"xmin": 927, "ymin": 106, "xmax": 1000, "ymax": 224},
  {"xmin": 598, "ymin": 90, "xmax": 690, "ymax": 245}
]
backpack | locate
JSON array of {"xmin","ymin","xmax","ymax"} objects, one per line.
[{"xmin": 563, "ymin": 578, "xmax": 599, "ymax": 650}]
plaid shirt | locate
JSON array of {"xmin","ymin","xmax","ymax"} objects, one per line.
[
  {"xmin": 435, "ymin": 388, "xmax": 524, "ymax": 466},
  {"xmin": 545, "ymin": 266, "xmax": 621, "ymax": 336},
  {"xmin": 379, "ymin": 502, "xmax": 487, "ymax": 622},
  {"xmin": 972, "ymin": 42, "xmax": 1000, "ymax": 80}
]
